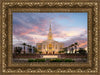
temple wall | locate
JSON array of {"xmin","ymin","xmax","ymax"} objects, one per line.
[{"xmin": 36, "ymin": 41, "xmax": 64, "ymax": 54}]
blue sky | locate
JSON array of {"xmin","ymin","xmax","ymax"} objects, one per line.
[{"xmin": 13, "ymin": 12, "xmax": 87, "ymax": 48}]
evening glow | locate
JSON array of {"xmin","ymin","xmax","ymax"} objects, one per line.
[{"xmin": 13, "ymin": 13, "xmax": 87, "ymax": 48}]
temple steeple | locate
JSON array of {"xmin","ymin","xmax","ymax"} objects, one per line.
[
  {"xmin": 49, "ymin": 24, "xmax": 51, "ymax": 32},
  {"xmin": 48, "ymin": 24, "xmax": 53, "ymax": 40}
]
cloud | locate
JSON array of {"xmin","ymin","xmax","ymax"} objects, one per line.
[
  {"xmin": 78, "ymin": 41, "xmax": 87, "ymax": 48},
  {"xmin": 13, "ymin": 13, "xmax": 87, "ymax": 48},
  {"xmin": 63, "ymin": 36, "xmax": 87, "ymax": 48}
]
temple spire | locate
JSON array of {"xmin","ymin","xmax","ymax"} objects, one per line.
[
  {"xmin": 49, "ymin": 24, "xmax": 51, "ymax": 32},
  {"xmin": 48, "ymin": 24, "xmax": 53, "ymax": 40}
]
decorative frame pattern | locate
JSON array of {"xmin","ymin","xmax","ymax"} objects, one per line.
[{"xmin": 0, "ymin": 1, "xmax": 99, "ymax": 74}]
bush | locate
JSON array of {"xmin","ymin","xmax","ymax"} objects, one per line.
[
  {"xmin": 28, "ymin": 59, "xmax": 35, "ymax": 62},
  {"xmin": 50, "ymin": 59, "xmax": 63, "ymax": 62},
  {"xmin": 50, "ymin": 58, "xmax": 74, "ymax": 62},
  {"xmin": 78, "ymin": 48, "xmax": 87, "ymax": 54},
  {"xmin": 35, "ymin": 59, "xmax": 45, "ymax": 62},
  {"xmin": 28, "ymin": 59, "xmax": 45, "ymax": 62},
  {"xmin": 64, "ymin": 59, "xmax": 75, "ymax": 62}
]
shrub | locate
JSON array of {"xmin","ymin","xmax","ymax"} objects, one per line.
[
  {"xmin": 34, "ymin": 59, "xmax": 45, "ymax": 62},
  {"xmin": 50, "ymin": 59, "xmax": 63, "ymax": 62},
  {"xmin": 28, "ymin": 59, "xmax": 35, "ymax": 62},
  {"xmin": 78, "ymin": 48, "xmax": 87, "ymax": 54},
  {"xmin": 28, "ymin": 59, "xmax": 45, "ymax": 62},
  {"xmin": 64, "ymin": 59, "xmax": 75, "ymax": 62}
]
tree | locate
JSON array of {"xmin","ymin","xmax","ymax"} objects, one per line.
[
  {"xmin": 27, "ymin": 45, "xmax": 30, "ymax": 53},
  {"xmin": 70, "ymin": 44, "xmax": 74, "ymax": 53},
  {"xmin": 78, "ymin": 48, "xmax": 86, "ymax": 54},
  {"xmin": 68, "ymin": 46, "xmax": 71, "ymax": 53},
  {"xmin": 58, "ymin": 51, "xmax": 61, "ymax": 54},
  {"xmin": 14, "ymin": 47, "xmax": 17, "ymax": 54},
  {"xmin": 33, "ymin": 46, "xmax": 38, "ymax": 54},
  {"xmin": 29, "ymin": 45, "xmax": 32, "ymax": 53},
  {"xmin": 61, "ymin": 51, "xmax": 65, "ymax": 53},
  {"xmin": 74, "ymin": 42, "xmax": 79, "ymax": 53},
  {"xmin": 27, "ymin": 45, "xmax": 32, "ymax": 54},
  {"xmin": 39, "ymin": 51, "xmax": 42, "ymax": 54},
  {"xmin": 58, "ymin": 51, "xmax": 64, "ymax": 54},
  {"xmin": 14, "ymin": 47, "xmax": 22, "ymax": 54},
  {"xmin": 21, "ymin": 43, "xmax": 27, "ymax": 54},
  {"xmin": 63, "ymin": 47, "xmax": 68, "ymax": 54}
]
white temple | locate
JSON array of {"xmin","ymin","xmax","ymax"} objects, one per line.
[{"xmin": 36, "ymin": 24, "xmax": 64, "ymax": 54}]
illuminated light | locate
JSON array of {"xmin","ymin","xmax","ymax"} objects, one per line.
[{"xmin": 42, "ymin": 55, "xmax": 58, "ymax": 58}]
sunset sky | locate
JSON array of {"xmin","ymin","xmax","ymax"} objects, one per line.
[{"xmin": 13, "ymin": 13, "xmax": 87, "ymax": 48}]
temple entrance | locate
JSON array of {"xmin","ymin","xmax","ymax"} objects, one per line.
[
  {"xmin": 46, "ymin": 51, "xmax": 53, "ymax": 54},
  {"xmin": 49, "ymin": 44, "xmax": 52, "ymax": 50},
  {"xmin": 44, "ymin": 44, "xmax": 56, "ymax": 54},
  {"xmin": 48, "ymin": 44, "xmax": 53, "ymax": 54}
]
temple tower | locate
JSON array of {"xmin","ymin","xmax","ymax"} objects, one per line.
[{"xmin": 48, "ymin": 24, "xmax": 53, "ymax": 40}]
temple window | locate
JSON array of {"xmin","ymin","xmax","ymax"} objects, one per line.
[
  {"xmin": 38, "ymin": 45, "xmax": 41, "ymax": 49},
  {"xmin": 44, "ymin": 45, "xmax": 45, "ymax": 49},
  {"xmin": 56, "ymin": 45, "xmax": 57, "ymax": 49},
  {"xmin": 49, "ymin": 44, "xmax": 52, "ymax": 49}
]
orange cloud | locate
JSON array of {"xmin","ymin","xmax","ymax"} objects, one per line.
[
  {"xmin": 34, "ymin": 26, "xmax": 39, "ymax": 29},
  {"xmin": 20, "ymin": 26, "xmax": 40, "ymax": 35},
  {"xmin": 40, "ymin": 28, "xmax": 45, "ymax": 31},
  {"xmin": 20, "ymin": 29, "xmax": 36, "ymax": 35},
  {"xmin": 78, "ymin": 41, "xmax": 87, "ymax": 47}
]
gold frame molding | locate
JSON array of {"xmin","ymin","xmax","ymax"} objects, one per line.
[{"xmin": 0, "ymin": 0, "xmax": 99, "ymax": 74}]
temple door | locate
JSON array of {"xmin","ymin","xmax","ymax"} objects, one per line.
[{"xmin": 49, "ymin": 44, "xmax": 53, "ymax": 54}]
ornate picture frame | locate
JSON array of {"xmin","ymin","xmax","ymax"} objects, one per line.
[{"xmin": 0, "ymin": 0, "xmax": 99, "ymax": 74}]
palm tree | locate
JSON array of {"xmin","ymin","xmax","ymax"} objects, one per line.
[
  {"xmin": 63, "ymin": 47, "xmax": 68, "ymax": 54},
  {"xmin": 68, "ymin": 46, "xmax": 71, "ymax": 54},
  {"xmin": 78, "ymin": 48, "xmax": 86, "ymax": 54},
  {"xmin": 33, "ymin": 46, "xmax": 38, "ymax": 54},
  {"xmin": 74, "ymin": 42, "xmax": 78, "ymax": 53},
  {"xmin": 14, "ymin": 47, "xmax": 17, "ymax": 54},
  {"xmin": 27, "ymin": 45, "xmax": 32, "ymax": 54},
  {"xmin": 27, "ymin": 45, "xmax": 30, "ymax": 53},
  {"xmin": 29, "ymin": 45, "xmax": 32, "ymax": 54},
  {"xmin": 27, "ymin": 45, "xmax": 30, "ymax": 54},
  {"xmin": 14, "ymin": 46, "xmax": 22, "ymax": 54},
  {"xmin": 21, "ymin": 43, "xmax": 27, "ymax": 54},
  {"xmin": 71, "ymin": 44, "xmax": 74, "ymax": 53}
]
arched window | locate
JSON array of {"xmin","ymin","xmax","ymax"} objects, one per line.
[
  {"xmin": 56, "ymin": 45, "xmax": 57, "ymax": 49},
  {"xmin": 49, "ymin": 44, "xmax": 52, "ymax": 49},
  {"xmin": 38, "ymin": 45, "xmax": 41, "ymax": 49}
]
